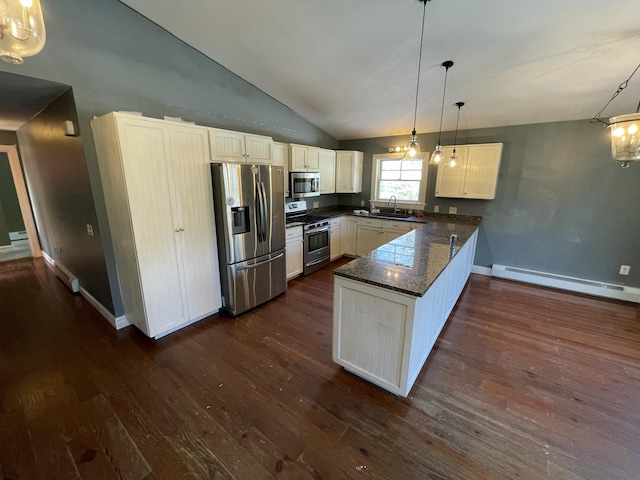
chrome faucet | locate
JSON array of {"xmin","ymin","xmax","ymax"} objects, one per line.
[{"xmin": 388, "ymin": 195, "xmax": 398, "ymax": 214}]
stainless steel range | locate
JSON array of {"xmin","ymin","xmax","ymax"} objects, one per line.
[{"xmin": 286, "ymin": 201, "xmax": 331, "ymax": 276}]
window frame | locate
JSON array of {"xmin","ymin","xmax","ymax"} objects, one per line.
[{"xmin": 369, "ymin": 153, "xmax": 429, "ymax": 210}]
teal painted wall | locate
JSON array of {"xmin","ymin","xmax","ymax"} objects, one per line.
[
  {"xmin": 0, "ymin": 0, "xmax": 338, "ymax": 316},
  {"xmin": 339, "ymin": 119, "xmax": 640, "ymax": 288}
]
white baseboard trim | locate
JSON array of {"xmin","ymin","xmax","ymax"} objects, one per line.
[
  {"xmin": 471, "ymin": 265, "xmax": 492, "ymax": 276},
  {"xmin": 80, "ymin": 286, "xmax": 131, "ymax": 330},
  {"xmin": 491, "ymin": 264, "xmax": 640, "ymax": 303},
  {"xmin": 42, "ymin": 250, "xmax": 55, "ymax": 267}
]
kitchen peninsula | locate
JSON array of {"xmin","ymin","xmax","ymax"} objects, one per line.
[{"xmin": 332, "ymin": 218, "xmax": 480, "ymax": 397}]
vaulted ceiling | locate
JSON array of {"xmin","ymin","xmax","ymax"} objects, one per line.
[{"xmin": 120, "ymin": 0, "xmax": 640, "ymax": 140}]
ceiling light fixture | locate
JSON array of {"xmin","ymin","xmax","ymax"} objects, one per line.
[
  {"xmin": 0, "ymin": 0, "xmax": 46, "ymax": 64},
  {"xmin": 445, "ymin": 102, "xmax": 464, "ymax": 168},
  {"xmin": 591, "ymin": 62, "xmax": 640, "ymax": 168},
  {"xmin": 430, "ymin": 60, "xmax": 454, "ymax": 165},
  {"xmin": 403, "ymin": 0, "xmax": 433, "ymax": 162}
]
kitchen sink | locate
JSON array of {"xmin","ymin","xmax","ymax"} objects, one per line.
[{"xmin": 371, "ymin": 212, "xmax": 414, "ymax": 219}]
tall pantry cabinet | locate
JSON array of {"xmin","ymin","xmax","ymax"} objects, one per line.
[{"xmin": 92, "ymin": 112, "xmax": 222, "ymax": 338}]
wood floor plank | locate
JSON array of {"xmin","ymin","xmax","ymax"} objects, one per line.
[{"xmin": 1, "ymin": 257, "xmax": 639, "ymax": 479}]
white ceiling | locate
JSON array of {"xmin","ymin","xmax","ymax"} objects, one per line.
[{"xmin": 120, "ymin": 0, "xmax": 640, "ymax": 140}]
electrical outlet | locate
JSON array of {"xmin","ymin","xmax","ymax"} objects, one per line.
[
  {"xmin": 86, "ymin": 224, "xmax": 94, "ymax": 236},
  {"xmin": 619, "ymin": 265, "xmax": 631, "ymax": 275},
  {"xmin": 313, "ymin": 201, "xmax": 319, "ymax": 208},
  {"xmin": 433, "ymin": 205, "xmax": 439, "ymax": 213},
  {"xmin": 54, "ymin": 247, "xmax": 62, "ymax": 255},
  {"xmin": 360, "ymin": 200, "xmax": 365, "ymax": 207},
  {"xmin": 449, "ymin": 206, "xmax": 457, "ymax": 214}
]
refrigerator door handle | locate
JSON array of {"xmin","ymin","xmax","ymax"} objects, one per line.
[
  {"xmin": 236, "ymin": 252, "xmax": 285, "ymax": 271},
  {"xmin": 260, "ymin": 181, "xmax": 268, "ymax": 242},
  {"xmin": 255, "ymin": 182, "xmax": 265, "ymax": 242}
]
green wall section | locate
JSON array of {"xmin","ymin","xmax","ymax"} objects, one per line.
[
  {"xmin": 0, "ymin": 152, "xmax": 26, "ymax": 233},
  {"xmin": 339, "ymin": 119, "xmax": 640, "ymax": 287}
]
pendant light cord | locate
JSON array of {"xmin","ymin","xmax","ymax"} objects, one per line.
[
  {"xmin": 591, "ymin": 61, "xmax": 640, "ymax": 125},
  {"xmin": 411, "ymin": 0, "xmax": 429, "ymax": 134},
  {"xmin": 452, "ymin": 102, "xmax": 463, "ymax": 150},
  {"xmin": 437, "ymin": 65, "xmax": 450, "ymax": 144}
]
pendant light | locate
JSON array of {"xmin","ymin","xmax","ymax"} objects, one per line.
[
  {"xmin": 446, "ymin": 102, "xmax": 465, "ymax": 168},
  {"xmin": 403, "ymin": 0, "xmax": 431, "ymax": 161},
  {"xmin": 591, "ymin": 62, "xmax": 640, "ymax": 168},
  {"xmin": 0, "ymin": 0, "xmax": 46, "ymax": 64},
  {"xmin": 429, "ymin": 60, "xmax": 454, "ymax": 165}
]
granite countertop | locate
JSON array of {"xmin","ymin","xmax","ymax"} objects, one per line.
[
  {"xmin": 333, "ymin": 221, "xmax": 479, "ymax": 297},
  {"xmin": 310, "ymin": 205, "xmax": 482, "ymax": 226}
]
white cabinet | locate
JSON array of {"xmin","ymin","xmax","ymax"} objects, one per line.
[
  {"xmin": 330, "ymin": 217, "xmax": 343, "ymax": 260},
  {"xmin": 355, "ymin": 217, "xmax": 421, "ymax": 256},
  {"xmin": 92, "ymin": 113, "xmax": 222, "ymax": 338},
  {"xmin": 286, "ymin": 226, "xmax": 303, "ymax": 279},
  {"xmin": 209, "ymin": 128, "xmax": 273, "ymax": 164},
  {"xmin": 343, "ymin": 216, "xmax": 357, "ymax": 256},
  {"xmin": 435, "ymin": 143, "xmax": 502, "ymax": 199},
  {"xmin": 319, "ymin": 149, "xmax": 336, "ymax": 194},
  {"xmin": 335, "ymin": 151, "xmax": 363, "ymax": 193},
  {"xmin": 356, "ymin": 218, "xmax": 384, "ymax": 256},
  {"xmin": 272, "ymin": 142, "xmax": 290, "ymax": 197},
  {"xmin": 290, "ymin": 144, "xmax": 320, "ymax": 171}
]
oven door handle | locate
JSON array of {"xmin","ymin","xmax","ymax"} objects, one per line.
[
  {"xmin": 237, "ymin": 252, "xmax": 284, "ymax": 271},
  {"xmin": 305, "ymin": 226, "xmax": 330, "ymax": 235},
  {"xmin": 305, "ymin": 256, "xmax": 329, "ymax": 267}
]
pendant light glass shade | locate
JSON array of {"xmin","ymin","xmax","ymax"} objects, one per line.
[
  {"xmin": 430, "ymin": 60, "xmax": 454, "ymax": 165},
  {"xmin": 0, "ymin": 0, "xmax": 46, "ymax": 64},
  {"xmin": 445, "ymin": 102, "xmax": 464, "ymax": 168},
  {"xmin": 404, "ymin": 130, "xmax": 423, "ymax": 160},
  {"xmin": 609, "ymin": 113, "xmax": 640, "ymax": 168}
]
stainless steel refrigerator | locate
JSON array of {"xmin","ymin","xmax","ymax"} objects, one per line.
[{"xmin": 210, "ymin": 163, "xmax": 287, "ymax": 315}]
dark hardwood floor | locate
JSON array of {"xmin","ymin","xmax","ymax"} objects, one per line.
[{"xmin": 1, "ymin": 256, "xmax": 639, "ymax": 479}]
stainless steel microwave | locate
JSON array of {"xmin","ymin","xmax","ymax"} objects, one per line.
[{"xmin": 290, "ymin": 172, "xmax": 320, "ymax": 198}]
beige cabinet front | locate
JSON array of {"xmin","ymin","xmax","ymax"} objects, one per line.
[
  {"xmin": 319, "ymin": 149, "xmax": 336, "ymax": 194},
  {"xmin": 290, "ymin": 144, "xmax": 320, "ymax": 171},
  {"xmin": 286, "ymin": 226, "xmax": 304, "ymax": 279},
  {"xmin": 209, "ymin": 128, "xmax": 273, "ymax": 164},
  {"xmin": 335, "ymin": 151, "xmax": 363, "ymax": 193},
  {"xmin": 435, "ymin": 143, "xmax": 502, "ymax": 199},
  {"xmin": 92, "ymin": 113, "xmax": 222, "ymax": 338}
]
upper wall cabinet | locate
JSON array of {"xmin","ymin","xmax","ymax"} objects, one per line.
[
  {"xmin": 319, "ymin": 148, "xmax": 337, "ymax": 194},
  {"xmin": 209, "ymin": 128, "xmax": 273, "ymax": 164},
  {"xmin": 272, "ymin": 142, "xmax": 290, "ymax": 197},
  {"xmin": 435, "ymin": 143, "xmax": 503, "ymax": 199},
  {"xmin": 290, "ymin": 143, "xmax": 320, "ymax": 171},
  {"xmin": 335, "ymin": 150, "xmax": 363, "ymax": 193}
]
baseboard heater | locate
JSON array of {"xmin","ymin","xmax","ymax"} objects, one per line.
[
  {"xmin": 53, "ymin": 262, "xmax": 80, "ymax": 294},
  {"xmin": 491, "ymin": 264, "xmax": 640, "ymax": 303}
]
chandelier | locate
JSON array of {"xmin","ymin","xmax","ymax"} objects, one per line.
[
  {"xmin": 0, "ymin": 0, "xmax": 46, "ymax": 64},
  {"xmin": 591, "ymin": 62, "xmax": 640, "ymax": 168}
]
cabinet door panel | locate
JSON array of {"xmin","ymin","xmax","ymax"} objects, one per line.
[
  {"xmin": 356, "ymin": 226, "xmax": 383, "ymax": 256},
  {"xmin": 245, "ymin": 135, "xmax": 272, "ymax": 163},
  {"xmin": 463, "ymin": 144, "xmax": 502, "ymax": 199},
  {"xmin": 209, "ymin": 129, "xmax": 245, "ymax": 162},
  {"xmin": 170, "ymin": 125, "xmax": 222, "ymax": 319},
  {"xmin": 435, "ymin": 146, "xmax": 468, "ymax": 198},
  {"xmin": 319, "ymin": 149, "xmax": 336, "ymax": 194},
  {"xmin": 343, "ymin": 217, "xmax": 357, "ymax": 256},
  {"xmin": 117, "ymin": 119, "xmax": 186, "ymax": 335}
]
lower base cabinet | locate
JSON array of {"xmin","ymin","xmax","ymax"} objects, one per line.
[
  {"xmin": 286, "ymin": 226, "xmax": 303, "ymax": 279},
  {"xmin": 333, "ymin": 229, "xmax": 478, "ymax": 396}
]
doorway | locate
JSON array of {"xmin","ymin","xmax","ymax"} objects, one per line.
[{"xmin": 0, "ymin": 145, "xmax": 41, "ymax": 261}]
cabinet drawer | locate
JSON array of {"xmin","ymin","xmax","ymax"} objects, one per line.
[
  {"xmin": 357, "ymin": 217, "xmax": 383, "ymax": 228},
  {"xmin": 382, "ymin": 220, "xmax": 412, "ymax": 232},
  {"xmin": 331, "ymin": 217, "xmax": 343, "ymax": 228},
  {"xmin": 286, "ymin": 225, "xmax": 303, "ymax": 240}
]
